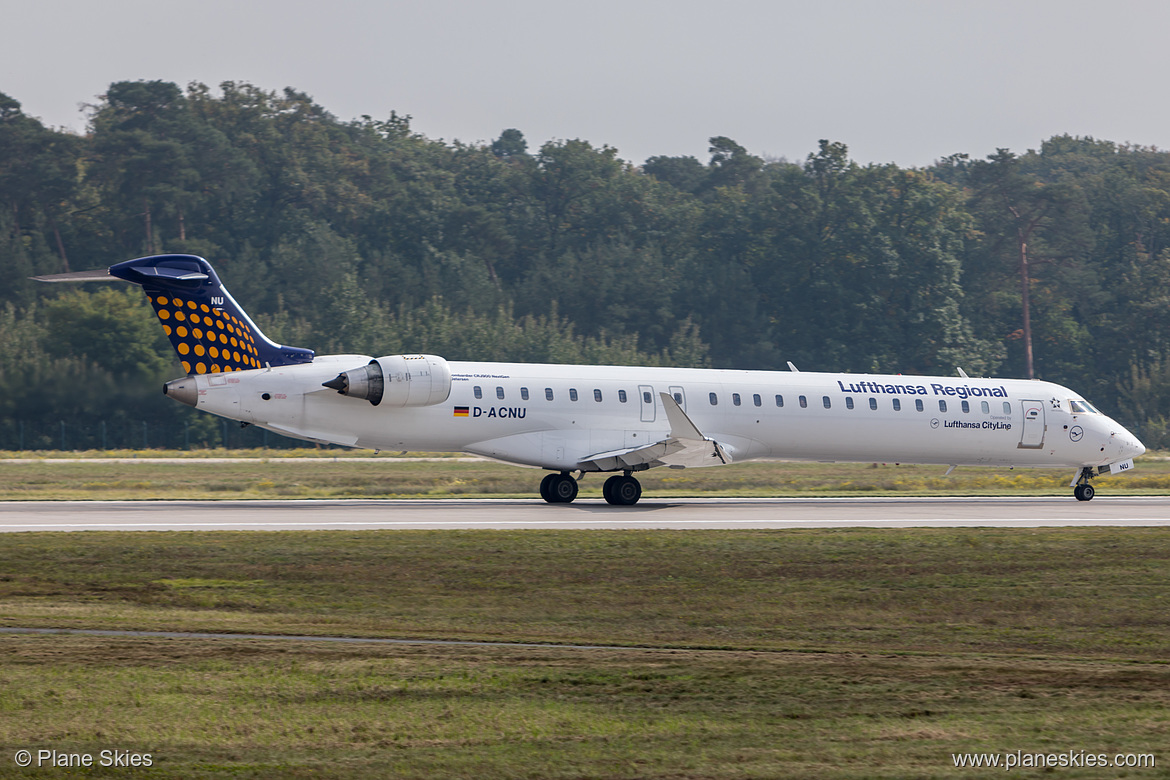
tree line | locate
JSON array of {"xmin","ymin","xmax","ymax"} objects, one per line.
[{"xmin": 3, "ymin": 80, "xmax": 1170, "ymax": 449}]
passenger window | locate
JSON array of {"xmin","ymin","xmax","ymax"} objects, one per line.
[
  {"xmin": 521, "ymin": 387, "xmax": 529, "ymax": 401},
  {"xmin": 822, "ymin": 396, "xmax": 831, "ymax": 409},
  {"xmin": 981, "ymin": 400, "xmax": 989, "ymax": 414},
  {"xmin": 733, "ymin": 393, "xmax": 742, "ymax": 406},
  {"xmin": 594, "ymin": 389, "xmax": 602, "ymax": 402},
  {"xmin": 642, "ymin": 390, "xmax": 652, "ymax": 404},
  {"xmin": 1003, "ymin": 402, "xmax": 1011, "ymax": 414},
  {"xmin": 939, "ymin": 400, "xmax": 948, "ymax": 413},
  {"xmin": 961, "ymin": 400, "xmax": 970, "ymax": 413},
  {"xmin": 545, "ymin": 388, "xmax": 554, "ymax": 401},
  {"xmin": 709, "ymin": 392, "xmax": 718, "ymax": 406},
  {"xmin": 846, "ymin": 397, "xmax": 854, "ymax": 410},
  {"xmin": 915, "ymin": 399, "xmax": 924, "ymax": 412},
  {"xmin": 570, "ymin": 388, "xmax": 578, "ymax": 402},
  {"xmin": 869, "ymin": 398, "xmax": 877, "ymax": 410},
  {"xmin": 775, "ymin": 395, "xmax": 784, "ymax": 407},
  {"xmin": 753, "ymin": 393, "xmax": 761, "ymax": 407},
  {"xmin": 618, "ymin": 390, "xmax": 627, "ymax": 403},
  {"xmin": 673, "ymin": 392, "xmax": 683, "ymax": 404},
  {"xmin": 893, "ymin": 398, "xmax": 901, "ymax": 411},
  {"xmin": 496, "ymin": 386, "xmax": 505, "ymax": 400},
  {"xmin": 799, "ymin": 395, "xmax": 808, "ymax": 408},
  {"xmin": 474, "ymin": 386, "xmax": 482, "ymax": 400}
]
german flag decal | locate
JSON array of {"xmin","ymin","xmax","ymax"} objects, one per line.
[{"xmin": 453, "ymin": 406, "xmax": 470, "ymax": 417}]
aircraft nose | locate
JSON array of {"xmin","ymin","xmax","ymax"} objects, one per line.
[
  {"xmin": 1122, "ymin": 430, "xmax": 1146, "ymax": 459},
  {"xmin": 1109, "ymin": 425, "xmax": 1145, "ymax": 461}
]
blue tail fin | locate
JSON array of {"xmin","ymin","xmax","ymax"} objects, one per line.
[{"xmin": 109, "ymin": 254, "xmax": 314, "ymax": 375}]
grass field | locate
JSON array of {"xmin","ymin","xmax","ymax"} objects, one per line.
[
  {"xmin": 1, "ymin": 529, "xmax": 1168, "ymax": 778},
  {"xmin": 0, "ymin": 449, "xmax": 1166, "ymax": 499}
]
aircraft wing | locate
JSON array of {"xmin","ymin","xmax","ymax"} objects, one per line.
[{"xmin": 578, "ymin": 393, "xmax": 731, "ymax": 471}]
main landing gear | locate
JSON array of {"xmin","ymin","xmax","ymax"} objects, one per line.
[
  {"xmin": 602, "ymin": 473, "xmax": 642, "ymax": 506},
  {"xmin": 539, "ymin": 472, "xmax": 578, "ymax": 503},
  {"xmin": 1073, "ymin": 467, "xmax": 1096, "ymax": 501},
  {"xmin": 538, "ymin": 471, "xmax": 643, "ymax": 505}
]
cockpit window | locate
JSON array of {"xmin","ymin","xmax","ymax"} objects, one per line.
[{"xmin": 1069, "ymin": 399, "xmax": 1098, "ymax": 414}]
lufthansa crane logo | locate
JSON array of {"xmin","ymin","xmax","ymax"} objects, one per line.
[
  {"xmin": 1069, "ymin": 425, "xmax": 1084, "ymax": 442},
  {"xmin": 930, "ymin": 418, "xmax": 940, "ymax": 429}
]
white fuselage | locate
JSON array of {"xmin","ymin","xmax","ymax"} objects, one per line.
[{"xmin": 182, "ymin": 356, "xmax": 1145, "ymax": 473}]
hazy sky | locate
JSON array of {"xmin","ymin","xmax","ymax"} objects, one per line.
[{"xmin": 5, "ymin": 0, "xmax": 1168, "ymax": 167}]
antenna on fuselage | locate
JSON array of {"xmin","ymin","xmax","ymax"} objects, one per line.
[
  {"xmin": 787, "ymin": 361, "xmax": 799, "ymax": 372},
  {"xmin": 956, "ymin": 367, "xmax": 970, "ymax": 379}
]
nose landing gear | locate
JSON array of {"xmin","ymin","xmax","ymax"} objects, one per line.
[{"xmin": 1073, "ymin": 467, "xmax": 1096, "ymax": 501}]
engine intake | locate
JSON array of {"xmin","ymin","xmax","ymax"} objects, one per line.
[{"xmin": 323, "ymin": 354, "xmax": 452, "ymax": 407}]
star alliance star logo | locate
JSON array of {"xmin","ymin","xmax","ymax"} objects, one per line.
[{"xmin": 1050, "ymin": 398, "xmax": 1062, "ymax": 410}]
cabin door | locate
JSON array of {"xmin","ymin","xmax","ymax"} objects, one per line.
[{"xmin": 1018, "ymin": 400, "xmax": 1045, "ymax": 449}]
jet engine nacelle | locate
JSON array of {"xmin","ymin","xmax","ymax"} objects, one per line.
[{"xmin": 323, "ymin": 354, "xmax": 452, "ymax": 407}]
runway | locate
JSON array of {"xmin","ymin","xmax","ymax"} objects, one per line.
[{"xmin": 1, "ymin": 496, "xmax": 1168, "ymax": 531}]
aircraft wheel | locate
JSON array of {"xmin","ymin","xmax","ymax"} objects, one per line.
[
  {"xmin": 539, "ymin": 473, "xmax": 556, "ymax": 502},
  {"xmin": 544, "ymin": 472, "xmax": 578, "ymax": 504},
  {"xmin": 604, "ymin": 475, "xmax": 642, "ymax": 506},
  {"xmin": 1074, "ymin": 483, "xmax": 1095, "ymax": 501}
]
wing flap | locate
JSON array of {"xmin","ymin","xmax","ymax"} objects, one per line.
[{"xmin": 578, "ymin": 393, "xmax": 731, "ymax": 471}]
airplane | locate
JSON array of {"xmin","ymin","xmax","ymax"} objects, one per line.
[{"xmin": 35, "ymin": 253, "xmax": 1146, "ymax": 505}]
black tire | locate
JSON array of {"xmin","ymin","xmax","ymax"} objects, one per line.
[
  {"xmin": 548, "ymin": 473, "xmax": 578, "ymax": 503},
  {"xmin": 1074, "ymin": 483, "xmax": 1095, "ymax": 501},
  {"xmin": 602, "ymin": 475, "xmax": 618, "ymax": 504},
  {"xmin": 605, "ymin": 475, "xmax": 642, "ymax": 506},
  {"xmin": 539, "ymin": 473, "xmax": 556, "ymax": 503}
]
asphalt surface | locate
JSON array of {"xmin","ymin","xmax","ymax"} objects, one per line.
[{"xmin": 0, "ymin": 496, "xmax": 1167, "ymax": 531}]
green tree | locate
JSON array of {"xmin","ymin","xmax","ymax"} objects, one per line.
[
  {"xmin": 967, "ymin": 148, "xmax": 1091, "ymax": 379},
  {"xmin": 0, "ymin": 93, "xmax": 82, "ymax": 299},
  {"xmin": 642, "ymin": 154, "xmax": 706, "ymax": 194},
  {"xmin": 43, "ymin": 286, "xmax": 173, "ymax": 378},
  {"xmin": 490, "ymin": 128, "xmax": 528, "ymax": 159}
]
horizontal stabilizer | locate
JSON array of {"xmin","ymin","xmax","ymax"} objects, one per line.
[
  {"xmin": 30, "ymin": 269, "xmax": 118, "ymax": 282},
  {"xmin": 123, "ymin": 265, "xmax": 209, "ymax": 281},
  {"xmin": 578, "ymin": 393, "xmax": 730, "ymax": 471}
]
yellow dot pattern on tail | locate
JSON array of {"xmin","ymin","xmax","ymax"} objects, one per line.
[
  {"xmin": 109, "ymin": 254, "xmax": 314, "ymax": 374},
  {"xmin": 149, "ymin": 294, "xmax": 264, "ymax": 375}
]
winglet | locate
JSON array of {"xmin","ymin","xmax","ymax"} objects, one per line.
[{"xmin": 659, "ymin": 392, "xmax": 704, "ymax": 441}]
